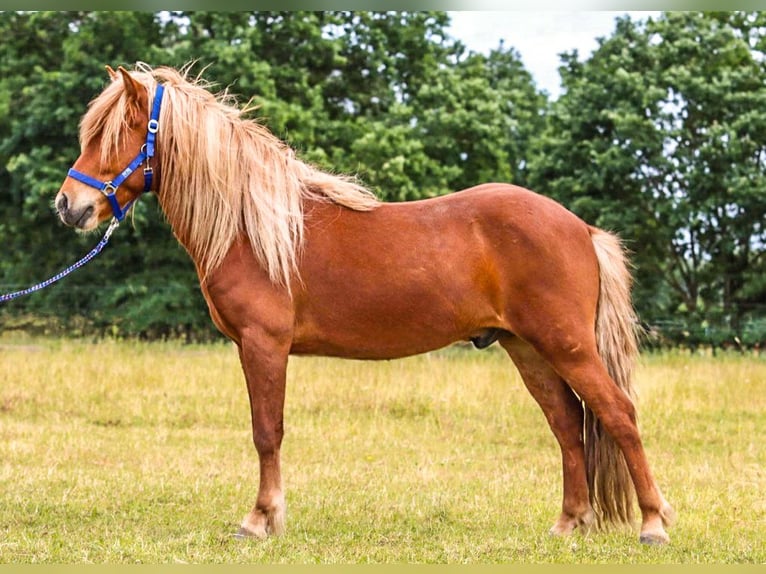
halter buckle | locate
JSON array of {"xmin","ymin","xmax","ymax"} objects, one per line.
[{"xmin": 101, "ymin": 182, "xmax": 117, "ymax": 197}]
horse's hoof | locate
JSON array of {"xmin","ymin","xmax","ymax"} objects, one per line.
[
  {"xmin": 232, "ymin": 528, "xmax": 251, "ymax": 540},
  {"xmin": 233, "ymin": 526, "xmax": 266, "ymax": 540},
  {"xmin": 549, "ymin": 507, "xmax": 595, "ymax": 537},
  {"xmin": 639, "ymin": 531, "xmax": 670, "ymax": 545}
]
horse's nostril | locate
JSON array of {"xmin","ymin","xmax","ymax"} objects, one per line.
[{"xmin": 56, "ymin": 194, "xmax": 68, "ymax": 214}]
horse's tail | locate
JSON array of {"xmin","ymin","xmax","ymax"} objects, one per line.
[{"xmin": 586, "ymin": 227, "xmax": 640, "ymax": 529}]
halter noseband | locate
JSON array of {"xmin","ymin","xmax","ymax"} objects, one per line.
[{"xmin": 67, "ymin": 84, "xmax": 165, "ymax": 222}]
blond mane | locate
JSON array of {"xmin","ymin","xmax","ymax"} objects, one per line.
[{"xmin": 79, "ymin": 63, "xmax": 379, "ymax": 288}]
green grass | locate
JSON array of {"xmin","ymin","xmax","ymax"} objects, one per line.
[{"xmin": 0, "ymin": 337, "xmax": 764, "ymax": 563}]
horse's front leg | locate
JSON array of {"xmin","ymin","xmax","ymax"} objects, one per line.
[{"xmin": 234, "ymin": 331, "xmax": 290, "ymax": 539}]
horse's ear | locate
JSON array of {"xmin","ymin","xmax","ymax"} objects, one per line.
[
  {"xmin": 117, "ymin": 65, "xmax": 141, "ymax": 104},
  {"xmin": 105, "ymin": 65, "xmax": 118, "ymax": 82}
]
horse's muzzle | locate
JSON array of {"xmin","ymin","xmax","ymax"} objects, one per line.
[{"xmin": 56, "ymin": 193, "xmax": 93, "ymax": 229}]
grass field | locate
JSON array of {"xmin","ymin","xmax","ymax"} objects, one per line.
[{"xmin": 0, "ymin": 336, "xmax": 764, "ymax": 564}]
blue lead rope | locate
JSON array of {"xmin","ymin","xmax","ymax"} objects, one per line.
[{"xmin": 0, "ymin": 218, "xmax": 120, "ymax": 304}]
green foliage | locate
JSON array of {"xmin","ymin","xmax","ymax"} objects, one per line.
[
  {"xmin": 0, "ymin": 11, "xmax": 540, "ymax": 339},
  {"xmin": 0, "ymin": 11, "xmax": 764, "ymax": 343},
  {"xmin": 528, "ymin": 12, "xmax": 766, "ymax": 336}
]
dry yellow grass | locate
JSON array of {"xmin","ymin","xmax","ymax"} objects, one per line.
[{"xmin": 0, "ymin": 337, "xmax": 763, "ymax": 563}]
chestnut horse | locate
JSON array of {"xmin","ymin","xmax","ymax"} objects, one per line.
[{"xmin": 54, "ymin": 64, "xmax": 675, "ymax": 544}]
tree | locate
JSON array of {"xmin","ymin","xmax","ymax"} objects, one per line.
[
  {"xmin": 528, "ymin": 12, "xmax": 766, "ymax": 335},
  {"xmin": 414, "ymin": 45, "xmax": 545, "ymax": 192},
  {"xmin": 348, "ymin": 43, "xmax": 545, "ymax": 200}
]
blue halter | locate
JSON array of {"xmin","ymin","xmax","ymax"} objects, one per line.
[{"xmin": 67, "ymin": 84, "xmax": 165, "ymax": 221}]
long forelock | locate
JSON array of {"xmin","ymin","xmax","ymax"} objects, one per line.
[{"xmin": 79, "ymin": 80, "xmax": 139, "ymax": 166}]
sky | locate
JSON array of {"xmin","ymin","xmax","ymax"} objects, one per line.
[{"xmin": 447, "ymin": 11, "xmax": 661, "ymax": 98}]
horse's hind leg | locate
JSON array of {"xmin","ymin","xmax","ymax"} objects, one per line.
[
  {"xmin": 553, "ymin": 346, "xmax": 673, "ymax": 544},
  {"xmin": 499, "ymin": 334, "xmax": 594, "ymax": 536},
  {"xmin": 235, "ymin": 333, "xmax": 290, "ymax": 539},
  {"xmin": 516, "ymin": 323, "xmax": 673, "ymax": 544}
]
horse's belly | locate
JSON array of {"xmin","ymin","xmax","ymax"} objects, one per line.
[
  {"xmin": 289, "ymin": 326, "xmax": 462, "ymax": 360},
  {"xmin": 290, "ymin": 281, "xmax": 501, "ymax": 360}
]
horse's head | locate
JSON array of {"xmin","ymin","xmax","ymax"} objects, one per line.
[{"xmin": 56, "ymin": 65, "xmax": 162, "ymax": 230}]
